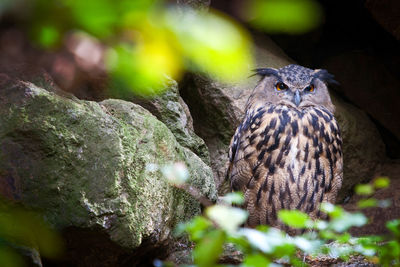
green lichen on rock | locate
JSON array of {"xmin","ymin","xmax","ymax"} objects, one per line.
[
  {"xmin": 0, "ymin": 78, "xmax": 217, "ymax": 250},
  {"xmin": 132, "ymin": 79, "xmax": 210, "ymax": 165}
]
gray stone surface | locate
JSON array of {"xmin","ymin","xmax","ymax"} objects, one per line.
[
  {"xmin": 132, "ymin": 78, "xmax": 210, "ymax": 165},
  {"xmin": 324, "ymin": 52, "xmax": 400, "ymax": 142},
  {"xmin": 0, "ymin": 73, "xmax": 217, "ymax": 264}
]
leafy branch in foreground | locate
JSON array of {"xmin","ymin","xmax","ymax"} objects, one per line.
[{"xmin": 162, "ymin": 166, "xmax": 399, "ymax": 267}]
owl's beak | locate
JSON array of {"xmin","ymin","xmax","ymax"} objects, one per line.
[{"xmin": 293, "ymin": 90, "xmax": 301, "ymax": 106}]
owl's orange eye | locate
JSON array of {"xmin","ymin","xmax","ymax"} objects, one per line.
[
  {"xmin": 276, "ymin": 82, "xmax": 288, "ymax": 91},
  {"xmin": 304, "ymin": 84, "xmax": 315, "ymax": 92}
]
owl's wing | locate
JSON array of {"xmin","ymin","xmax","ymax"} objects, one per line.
[
  {"xmin": 321, "ymin": 116, "xmax": 343, "ymax": 204},
  {"xmin": 227, "ymin": 107, "xmax": 269, "ymax": 192}
]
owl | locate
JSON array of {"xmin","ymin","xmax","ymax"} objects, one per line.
[{"xmin": 227, "ymin": 64, "xmax": 343, "ymax": 231}]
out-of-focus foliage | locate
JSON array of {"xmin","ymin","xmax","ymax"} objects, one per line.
[
  {"xmin": 356, "ymin": 177, "xmax": 392, "ymax": 209},
  {"xmin": 0, "ymin": 199, "xmax": 63, "ymax": 266},
  {"xmin": 160, "ymin": 162, "xmax": 189, "ymax": 186},
  {"xmin": 1, "ymin": 0, "xmax": 327, "ymax": 97},
  {"xmin": 165, "ymin": 173, "xmax": 400, "ymax": 267},
  {"xmin": 2, "ymin": 0, "xmax": 253, "ymax": 96},
  {"xmin": 244, "ymin": 0, "xmax": 323, "ymax": 34},
  {"xmin": 220, "ymin": 192, "xmax": 245, "ymax": 205}
]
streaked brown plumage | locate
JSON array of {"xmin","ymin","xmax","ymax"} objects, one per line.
[{"xmin": 227, "ymin": 64, "xmax": 343, "ymax": 231}]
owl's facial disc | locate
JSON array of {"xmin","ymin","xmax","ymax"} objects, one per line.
[{"xmin": 274, "ymin": 80, "xmax": 317, "ymax": 108}]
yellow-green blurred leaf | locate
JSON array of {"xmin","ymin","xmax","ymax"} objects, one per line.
[
  {"xmin": 374, "ymin": 177, "xmax": 390, "ymax": 189},
  {"xmin": 243, "ymin": 253, "xmax": 270, "ymax": 267},
  {"xmin": 181, "ymin": 216, "xmax": 212, "ymax": 242},
  {"xmin": 355, "ymin": 184, "xmax": 374, "ymax": 196},
  {"xmin": 278, "ymin": 210, "xmax": 311, "ymax": 228},
  {"xmin": 106, "ymin": 37, "xmax": 182, "ymax": 96},
  {"xmin": 246, "ymin": 0, "xmax": 323, "ymax": 34},
  {"xmin": 193, "ymin": 229, "xmax": 225, "ymax": 267},
  {"xmin": 357, "ymin": 198, "xmax": 378, "ymax": 209},
  {"xmin": 320, "ymin": 202, "xmax": 343, "ymax": 218},
  {"xmin": 165, "ymin": 8, "xmax": 254, "ymax": 83}
]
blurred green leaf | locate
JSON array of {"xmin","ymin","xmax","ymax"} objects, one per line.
[
  {"xmin": 319, "ymin": 230, "xmax": 338, "ymax": 240},
  {"xmin": 206, "ymin": 205, "xmax": 248, "ymax": 233},
  {"xmin": 239, "ymin": 228, "xmax": 288, "ymax": 254},
  {"xmin": 330, "ymin": 212, "xmax": 367, "ymax": 232},
  {"xmin": 106, "ymin": 41, "xmax": 180, "ymax": 96},
  {"xmin": 0, "ymin": 200, "xmax": 64, "ymax": 261},
  {"xmin": 278, "ymin": 210, "xmax": 311, "ymax": 229},
  {"xmin": 337, "ymin": 233, "xmax": 351, "ymax": 243},
  {"xmin": 355, "ymin": 184, "xmax": 374, "ymax": 196},
  {"xmin": 245, "ymin": 0, "xmax": 323, "ymax": 34},
  {"xmin": 179, "ymin": 216, "xmax": 212, "ymax": 241},
  {"xmin": 357, "ymin": 198, "xmax": 378, "ymax": 209},
  {"xmin": 378, "ymin": 240, "xmax": 400, "ymax": 266},
  {"xmin": 64, "ymin": 0, "xmax": 119, "ymax": 38},
  {"xmin": 0, "ymin": 246, "xmax": 25, "ymax": 267},
  {"xmin": 220, "ymin": 192, "xmax": 245, "ymax": 205},
  {"xmin": 386, "ymin": 219, "xmax": 400, "ymax": 236},
  {"xmin": 373, "ymin": 177, "xmax": 390, "ymax": 189},
  {"xmin": 37, "ymin": 25, "xmax": 60, "ymax": 48},
  {"xmin": 314, "ymin": 220, "xmax": 328, "ymax": 231},
  {"xmin": 193, "ymin": 229, "xmax": 225, "ymax": 267},
  {"xmin": 293, "ymin": 236, "xmax": 320, "ymax": 253},
  {"xmin": 321, "ymin": 202, "xmax": 337, "ymax": 215},
  {"xmin": 243, "ymin": 253, "xmax": 270, "ymax": 267},
  {"xmin": 322, "ymin": 203, "xmax": 344, "ymax": 219},
  {"xmin": 165, "ymin": 8, "xmax": 254, "ymax": 83},
  {"xmin": 255, "ymin": 225, "xmax": 270, "ymax": 232},
  {"xmin": 357, "ymin": 198, "xmax": 390, "ymax": 209},
  {"xmin": 272, "ymin": 242, "xmax": 296, "ymax": 259}
]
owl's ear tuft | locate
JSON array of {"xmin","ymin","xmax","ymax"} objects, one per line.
[
  {"xmin": 251, "ymin": 68, "xmax": 279, "ymax": 78},
  {"xmin": 313, "ymin": 69, "xmax": 340, "ymax": 85}
]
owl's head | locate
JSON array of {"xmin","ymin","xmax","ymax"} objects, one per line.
[{"xmin": 249, "ymin": 64, "xmax": 338, "ymax": 113}]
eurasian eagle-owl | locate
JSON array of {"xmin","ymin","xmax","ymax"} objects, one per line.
[{"xmin": 227, "ymin": 64, "xmax": 343, "ymax": 230}]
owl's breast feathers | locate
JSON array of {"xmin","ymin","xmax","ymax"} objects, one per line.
[{"xmin": 227, "ymin": 104, "xmax": 343, "ymax": 228}]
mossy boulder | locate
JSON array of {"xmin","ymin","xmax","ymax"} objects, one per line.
[
  {"xmin": 132, "ymin": 79, "xmax": 210, "ymax": 165},
  {"xmin": 0, "ymin": 74, "xmax": 216, "ymax": 265}
]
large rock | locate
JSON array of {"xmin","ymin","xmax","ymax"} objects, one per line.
[
  {"xmin": 180, "ymin": 39, "xmax": 386, "ymax": 199},
  {"xmin": 332, "ymin": 93, "xmax": 385, "ymax": 200},
  {"xmin": 324, "ymin": 52, "xmax": 400, "ymax": 142},
  {"xmin": 132, "ymin": 79, "xmax": 210, "ymax": 165},
  {"xmin": 0, "ymin": 73, "xmax": 217, "ymax": 265}
]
